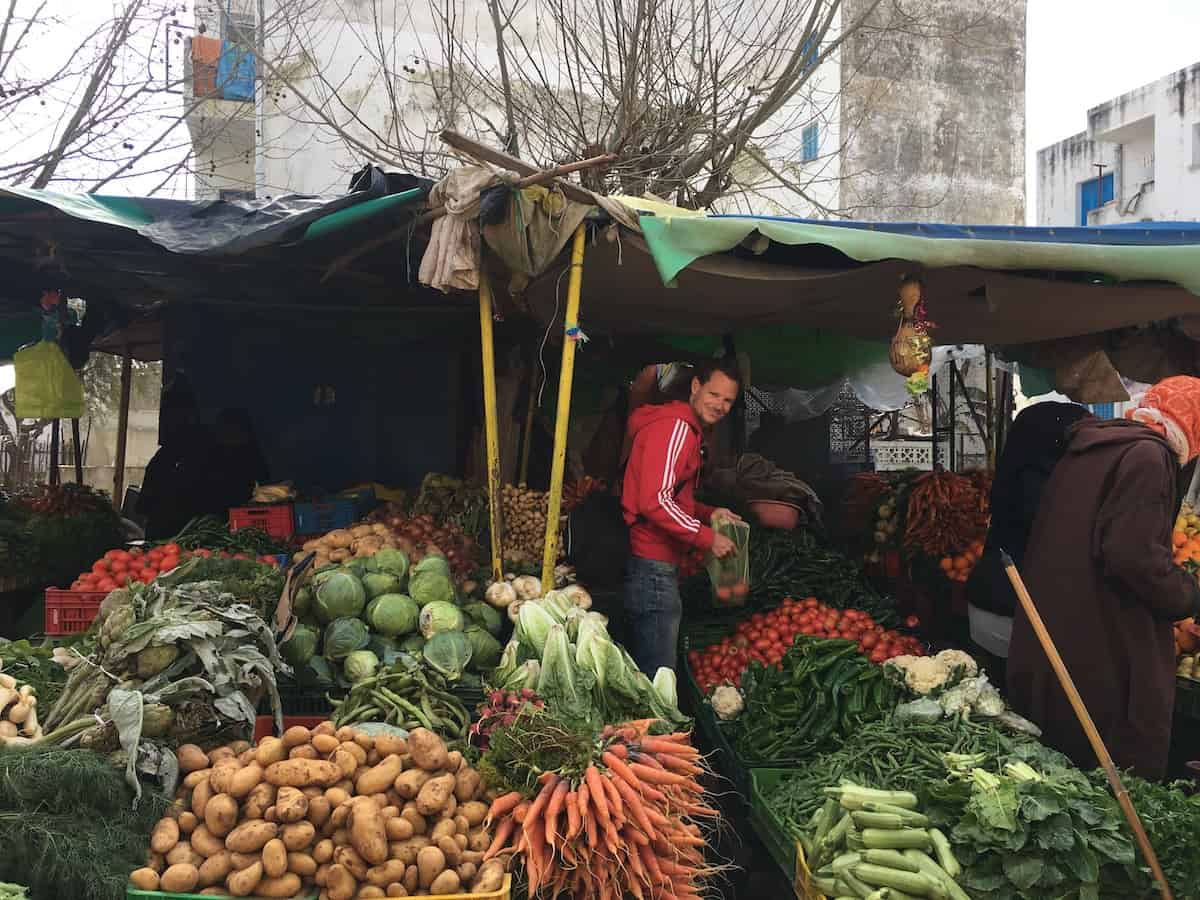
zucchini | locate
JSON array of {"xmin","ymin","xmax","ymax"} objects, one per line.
[
  {"xmin": 852, "ymin": 811, "xmax": 930, "ymax": 830},
  {"xmin": 852, "ymin": 864, "xmax": 938, "ymax": 897},
  {"xmin": 862, "ymin": 800, "xmax": 934, "ymax": 823},
  {"xmin": 861, "ymin": 849, "xmax": 921, "ymax": 873},
  {"xmin": 928, "ymin": 828, "xmax": 961, "ymax": 879},
  {"xmin": 903, "ymin": 849, "xmax": 971, "ymax": 900},
  {"xmin": 840, "ymin": 869, "xmax": 879, "ymax": 900},
  {"xmin": 831, "ymin": 851, "xmax": 863, "ymax": 875},
  {"xmin": 861, "ymin": 828, "xmax": 933, "ymax": 851},
  {"xmin": 827, "ymin": 786, "xmax": 920, "ymax": 810}
]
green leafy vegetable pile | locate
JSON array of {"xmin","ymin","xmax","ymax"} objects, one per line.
[
  {"xmin": 1109, "ymin": 774, "xmax": 1200, "ymax": 899},
  {"xmin": 0, "ymin": 639, "xmax": 69, "ymax": 709},
  {"xmin": 168, "ymin": 514, "xmax": 290, "ymax": 555}
]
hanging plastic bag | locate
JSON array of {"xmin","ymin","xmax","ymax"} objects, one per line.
[
  {"xmin": 706, "ymin": 518, "xmax": 751, "ymax": 608},
  {"xmin": 12, "ymin": 340, "xmax": 84, "ymax": 419}
]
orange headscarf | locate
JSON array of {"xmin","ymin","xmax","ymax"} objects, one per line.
[{"xmin": 1124, "ymin": 376, "xmax": 1200, "ymax": 464}]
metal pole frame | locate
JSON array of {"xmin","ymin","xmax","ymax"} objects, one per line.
[
  {"xmin": 479, "ymin": 274, "xmax": 504, "ymax": 584},
  {"xmin": 542, "ymin": 224, "xmax": 588, "ymax": 592},
  {"xmin": 112, "ymin": 350, "xmax": 133, "ymax": 510}
]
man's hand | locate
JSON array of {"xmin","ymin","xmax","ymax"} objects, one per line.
[
  {"xmin": 711, "ymin": 508, "xmax": 744, "ymax": 525},
  {"xmin": 711, "ymin": 533, "xmax": 737, "ymax": 558}
]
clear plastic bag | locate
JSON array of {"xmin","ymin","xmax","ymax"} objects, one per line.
[
  {"xmin": 13, "ymin": 340, "xmax": 84, "ymax": 419},
  {"xmin": 706, "ymin": 518, "xmax": 751, "ymax": 607}
]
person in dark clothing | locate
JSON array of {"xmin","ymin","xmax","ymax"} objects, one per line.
[
  {"xmin": 199, "ymin": 408, "xmax": 270, "ymax": 517},
  {"xmin": 965, "ymin": 401, "xmax": 1093, "ymax": 679},
  {"xmin": 138, "ymin": 375, "xmax": 206, "ymax": 539},
  {"xmin": 1007, "ymin": 377, "xmax": 1200, "ymax": 779}
]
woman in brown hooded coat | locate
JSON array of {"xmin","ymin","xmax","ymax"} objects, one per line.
[{"xmin": 1008, "ymin": 378, "xmax": 1200, "ymax": 779}]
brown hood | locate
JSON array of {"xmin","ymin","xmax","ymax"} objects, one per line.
[{"xmin": 1064, "ymin": 418, "xmax": 1172, "ymax": 458}]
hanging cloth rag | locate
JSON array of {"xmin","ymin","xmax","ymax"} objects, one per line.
[{"xmin": 418, "ymin": 166, "xmax": 507, "ymax": 292}]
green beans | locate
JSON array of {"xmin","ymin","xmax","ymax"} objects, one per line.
[{"xmin": 332, "ymin": 664, "xmax": 470, "ymax": 741}]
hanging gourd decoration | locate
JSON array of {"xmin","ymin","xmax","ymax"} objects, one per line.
[{"xmin": 889, "ymin": 275, "xmax": 935, "ymax": 393}]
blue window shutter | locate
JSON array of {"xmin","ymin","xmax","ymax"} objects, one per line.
[
  {"xmin": 1079, "ymin": 172, "xmax": 1114, "ymax": 226},
  {"xmin": 802, "ymin": 124, "xmax": 818, "ymax": 161},
  {"xmin": 801, "ymin": 37, "xmax": 818, "ymax": 70},
  {"xmin": 217, "ymin": 41, "xmax": 255, "ymax": 101},
  {"xmin": 1088, "ymin": 402, "xmax": 1115, "ymax": 419}
]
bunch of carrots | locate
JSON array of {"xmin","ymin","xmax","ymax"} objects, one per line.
[
  {"xmin": 481, "ymin": 719, "xmax": 720, "ymax": 900},
  {"xmin": 903, "ymin": 471, "xmax": 989, "ymax": 559}
]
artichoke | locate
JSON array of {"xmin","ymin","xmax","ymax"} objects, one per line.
[
  {"xmin": 136, "ymin": 644, "xmax": 180, "ymax": 678},
  {"xmin": 100, "ymin": 604, "xmax": 135, "ymax": 649},
  {"xmin": 141, "ymin": 703, "xmax": 175, "ymax": 738}
]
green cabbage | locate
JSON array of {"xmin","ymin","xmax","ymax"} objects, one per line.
[
  {"xmin": 541, "ymin": 590, "xmax": 573, "ymax": 623},
  {"xmin": 463, "ymin": 601, "xmax": 502, "ymax": 636},
  {"xmin": 323, "ymin": 616, "xmax": 370, "ymax": 660},
  {"xmin": 464, "ymin": 625, "xmax": 502, "ymax": 670},
  {"xmin": 413, "ymin": 554, "xmax": 451, "ymax": 578},
  {"xmin": 339, "ymin": 559, "xmax": 368, "ymax": 579},
  {"xmin": 652, "ymin": 667, "xmax": 678, "ymax": 709},
  {"xmin": 423, "ymin": 630, "xmax": 473, "ymax": 680},
  {"xmin": 314, "ymin": 571, "xmax": 366, "ymax": 623},
  {"xmin": 292, "ymin": 585, "xmax": 314, "ymax": 618},
  {"xmin": 371, "ymin": 548, "xmax": 410, "ymax": 579},
  {"xmin": 497, "ymin": 659, "xmax": 541, "ymax": 692},
  {"xmin": 280, "ymin": 623, "xmax": 319, "ymax": 667},
  {"xmin": 362, "ymin": 572, "xmax": 401, "ymax": 599},
  {"xmin": 344, "ymin": 649, "xmax": 380, "ymax": 682},
  {"xmin": 368, "ymin": 634, "xmax": 404, "ymax": 666},
  {"xmin": 492, "ymin": 638, "xmax": 521, "ymax": 686},
  {"xmin": 366, "ymin": 593, "xmax": 420, "ymax": 636},
  {"xmin": 400, "ymin": 633, "xmax": 426, "ymax": 654},
  {"xmin": 297, "ymin": 654, "xmax": 335, "ymax": 688},
  {"xmin": 517, "ymin": 602, "xmax": 557, "ymax": 657},
  {"xmin": 419, "ymin": 600, "xmax": 464, "ymax": 639},
  {"xmin": 537, "ymin": 624, "xmax": 593, "ymax": 722},
  {"xmin": 410, "ymin": 570, "xmax": 455, "ymax": 608}
]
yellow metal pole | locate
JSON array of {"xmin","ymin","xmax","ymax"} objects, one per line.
[
  {"xmin": 542, "ymin": 224, "xmax": 587, "ymax": 592},
  {"xmin": 479, "ymin": 273, "xmax": 504, "ymax": 584}
]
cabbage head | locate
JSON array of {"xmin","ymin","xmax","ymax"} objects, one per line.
[
  {"xmin": 323, "ymin": 616, "xmax": 370, "ymax": 660},
  {"xmin": 517, "ymin": 602, "xmax": 557, "ymax": 657},
  {"xmin": 371, "ymin": 548, "xmax": 409, "ymax": 580},
  {"xmin": 537, "ymin": 624, "xmax": 593, "ymax": 722},
  {"xmin": 340, "ymin": 559, "xmax": 368, "ymax": 579},
  {"xmin": 362, "ymin": 572, "xmax": 401, "ymax": 600},
  {"xmin": 653, "ymin": 667, "xmax": 678, "ymax": 710},
  {"xmin": 400, "ymin": 633, "xmax": 426, "ymax": 654},
  {"xmin": 314, "ymin": 571, "xmax": 366, "ymax": 623},
  {"xmin": 419, "ymin": 600, "xmax": 464, "ymax": 639},
  {"xmin": 464, "ymin": 624, "xmax": 503, "ymax": 670},
  {"xmin": 344, "ymin": 649, "xmax": 380, "ymax": 683},
  {"xmin": 296, "ymin": 654, "xmax": 335, "ymax": 688},
  {"xmin": 423, "ymin": 630, "xmax": 473, "ymax": 680},
  {"xmin": 280, "ymin": 622, "xmax": 319, "ymax": 667},
  {"xmin": 292, "ymin": 585, "xmax": 314, "ymax": 619},
  {"xmin": 492, "ymin": 638, "xmax": 521, "ymax": 686},
  {"xmin": 410, "ymin": 569, "xmax": 455, "ymax": 608},
  {"xmin": 413, "ymin": 554, "xmax": 451, "ymax": 578},
  {"xmin": 541, "ymin": 590, "xmax": 574, "ymax": 624},
  {"xmin": 366, "ymin": 593, "xmax": 419, "ymax": 636},
  {"xmin": 463, "ymin": 602, "xmax": 502, "ymax": 637},
  {"xmin": 368, "ymin": 634, "xmax": 403, "ymax": 666}
]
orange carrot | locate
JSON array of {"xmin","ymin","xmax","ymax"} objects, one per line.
[
  {"xmin": 681, "ymin": 803, "xmax": 721, "ymax": 818},
  {"xmin": 584, "ymin": 766, "xmax": 612, "ymax": 829},
  {"xmin": 483, "ymin": 816, "xmax": 515, "ymax": 860},
  {"xmin": 623, "ymin": 824, "xmax": 650, "ymax": 846},
  {"xmin": 600, "ymin": 772, "xmax": 625, "ymax": 824},
  {"xmin": 625, "ymin": 718, "xmax": 657, "ymax": 733},
  {"xmin": 639, "ymin": 842, "xmax": 668, "ymax": 886},
  {"xmin": 605, "ymin": 742, "xmax": 629, "ymax": 759},
  {"xmin": 564, "ymin": 790, "xmax": 582, "ymax": 841},
  {"xmin": 513, "ymin": 800, "xmax": 531, "ymax": 824},
  {"xmin": 583, "ymin": 799, "xmax": 600, "ymax": 848},
  {"xmin": 656, "ymin": 753, "xmax": 704, "ymax": 776},
  {"xmin": 634, "ymin": 752, "xmax": 665, "ymax": 769},
  {"xmin": 544, "ymin": 779, "xmax": 569, "ymax": 850},
  {"xmin": 576, "ymin": 782, "xmax": 590, "ymax": 819},
  {"xmin": 629, "ymin": 762, "xmax": 689, "ymax": 786},
  {"xmin": 641, "ymin": 803, "xmax": 673, "ymax": 831},
  {"xmin": 602, "ymin": 749, "xmax": 644, "ymax": 792},
  {"xmin": 639, "ymin": 738, "xmax": 700, "ymax": 757},
  {"xmin": 538, "ymin": 770, "xmax": 558, "ymax": 785},
  {"xmin": 610, "ymin": 771, "xmax": 656, "ymax": 837},
  {"xmin": 486, "ymin": 790, "xmax": 523, "ymax": 824},
  {"xmin": 525, "ymin": 774, "xmax": 560, "ymax": 828},
  {"xmin": 526, "ymin": 817, "xmax": 546, "ymax": 894}
]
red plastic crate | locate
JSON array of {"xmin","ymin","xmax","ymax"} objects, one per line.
[
  {"xmin": 44, "ymin": 588, "xmax": 108, "ymax": 635},
  {"xmin": 229, "ymin": 504, "xmax": 294, "ymax": 539},
  {"xmin": 253, "ymin": 714, "xmax": 328, "ymax": 742}
]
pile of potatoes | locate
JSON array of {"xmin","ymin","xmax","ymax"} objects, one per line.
[
  {"xmin": 130, "ymin": 725, "xmax": 507, "ymax": 899},
  {"xmin": 297, "ymin": 524, "xmax": 400, "ymax": 569},
  {"xmin": 500, "ymin": 484, "xmax": 550, "ymax": 562}
]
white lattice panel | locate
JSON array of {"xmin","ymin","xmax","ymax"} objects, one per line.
[{"xmin": 873, "ymin": 440, "xmax": 934, "ymax": 471}]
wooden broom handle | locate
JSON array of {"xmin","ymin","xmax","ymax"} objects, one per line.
[{"xmin": 1001, "ymin": 551, "xmax": 1174, "ymax": 900}]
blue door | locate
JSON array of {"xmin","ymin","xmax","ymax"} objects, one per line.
[{"xmin": 1079, "ymin": 173, "xmax": 1114, "ymax": 226}]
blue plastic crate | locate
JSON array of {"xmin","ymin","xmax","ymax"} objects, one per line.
[{"xmin": 294, "ymin": 499, "xmax": 357, "ymax": 535}]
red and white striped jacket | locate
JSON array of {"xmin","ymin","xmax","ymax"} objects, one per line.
[{"xmin": 621, "ymin": 401, "xmax": 716, "ymax": 565}]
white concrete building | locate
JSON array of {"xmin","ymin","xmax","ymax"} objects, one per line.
[
  {"xmin": 1036, "ymin": 63, "xmax": 1200, "ymax": 227},
  {"xmin": 184, "ymin": 0, "xmax": 1025, "ymax": 226}
]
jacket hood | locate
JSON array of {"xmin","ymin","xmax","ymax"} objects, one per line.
[
  {"xmin": 1066, "ymin": 418, "xmax": 1172, "ymax": 457},
  {"xmin": 627, "ymin": 400, "xmax": 700, "ymax": 439}
]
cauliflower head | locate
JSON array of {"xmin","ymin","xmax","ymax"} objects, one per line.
[
  {"xmin": 710, "ymin": 684, "xmax": 744, "ymax": 721},
  {"xmin": 885, "ymin": 655, "xmax": 951, "ymax": 694}
]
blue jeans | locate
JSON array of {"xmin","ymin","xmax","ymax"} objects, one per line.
[{"xmin": 624, "ymin": 556, "xmax": 682, "ymax": 676}]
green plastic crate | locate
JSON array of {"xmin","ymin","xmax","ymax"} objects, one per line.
[
  {"xmin": 749, "ymin": 767, "xmax": 802, "ymax": 885},
  {"xmin": 1178, "ymin": 678, "xmax": 1200, "ymax": 722}
]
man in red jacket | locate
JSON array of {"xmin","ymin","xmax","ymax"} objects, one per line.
[{"xmin": 621, "ymin": 359, "xmax": 741, "ymax": 674}]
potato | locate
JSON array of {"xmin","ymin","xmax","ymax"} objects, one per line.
[
  {"xmin": 406, "ymin": 729, "xmax": 448, "ymax": 772},
  {"xmin": 282, "ymin": 725, "xmax": 313, "ymax": 748},
  {"xmin": 372, "ymin": 795, "xmax": 390, "ymax": 810},
  {"xmin": 276, "ymin": 786, "xmax": 310, "ymax": 823},
  {"xmin": 387, "ymin": 882, "xmax": 408, "ymax": 897},
  {"xmin": 374, "ymin": 735, "xmax": 408, "ymax": 757},
  {"xmin": 177, "ymin": 811, "xmax": 199, "ymax": 835},
  {"xmin": 230, "ymin": 741, "xmax": 252, "ymax": 755},
  {"xmin": 308, "ymin": 796, "xmax": 333, "ymax": 828},
  {"xmin": 146, "ymin": 851, "xmax": 166, "ymax": 873},
  {"xmin": 130, "ymin": 868, "xmax": 160, "ymax": 890},
  {"xmin": 366, "ymin": 859, "xmax": 408, "ymax": 888},
  {"xmin": 332, "ymin": 748, "xmax": 359, "ymax": 779},
  {"xmin": 198, "ymin": 889, "xmax": 231, "ymax": 897},
  {"xmin": 243, "ymin": 782, "xmax": 276, "ymax": 820},
  {"xmin": 225, "ymin": 820, "xmax": 278, "ymax": 854},
  {"xmin": 393, "ymin": 769, "xmax": 432, "ymax": 800},
  {"xmin": 340, "ymin": 741, "xmax": 368, "ymax": 766},
  {"xmin": 357, "ymin": 755, "xmax": 404, "ymax": 797},
  {"xmin": 265, "ymin": 759, "xmax": 341, "ymax": 788},
  {"xmin": 262, "ymin": 838, "xmax": 288, "ymax": 877},
  {"xmin": 192, "ymin": 778, "xmax": 214, "ymax": 820},
  {"xmin": 452, "ymin": 815, "xmax": 470, "ymax": 836},
  {"xmin": 151, "ymin": 816, "xmax": 181, "ymax": 854},
  {"xmin": 331, "ymin": 803, "xmax": 351, "ymax": 829},
  {"xmin": 386, "ymin": 790, "xmax": 404, "ymax": 809},
  {"xmin": 353, "ymin": 731, "xmax": 374, "ymax": 751},
  {"xmin": 281, "ymin": 820, "xmax": 317, "ymax": 851},
  {"xmin": 313, "ymin": 733, "xmax": 341, "ymax": 755},
  {"xmin": 445, "ymin": 751, "xmax": 464, "ymax": 774},
  {"xmin": 315, "ymin": 863, "xmax": 332, "ymax": 887},
  {"xmin": 184, "ymin": 768, "xmax": 212, "ymax": 788},
  {"xmin": 161, "ymin": 863, "xmax": 200, "ymax": 893},
  {"xmin": 289, "ymin": 744, "xmax": 319, "ymax": 760},
  {"xmin": 389, "ymin": 836, "xmax": 431, "ymax": 865},
  {"xmin": 198, "ymin": 850, "xmax": 234, "ymax": 887},
  {"xmin": 288, "ymin": 851, "xmax": 318, "ymax": 877},
  {"xmin": 400, "ymin": 807, "xmax": 427, "ymax": 836},
  {"xmin": 349, "ymin": 797, "xmax": 389, "ymax": 865},
  {"xmin": 313, "ymin": 838, "xmax": 335, "ymax": 863},
  {"xmin": 453, "ymin": 833, "xmax": 468, "ymax": 852},
  {"xmin": 303, "ymin": 786, "xmax": 324, "ymax": 799},
  {"xmin": 209, "ymin": 763, "xmax": 239, "ymax": 795},
  {"xmin": 430, "ymin": 819, "xmax": 457, "ymax": 843},
  {"xmin": 325, "ymin": 787, "xmax": 351, "ymax": 807},
  {"xmin": 474, "ymin": 858, "xmax": 505, "ymax": 892},
  {"xmin": 229, "ymin": 852, "xmax": 260, "ymax": 870},
  {"xmin": 459, "ymin": 801, "xmax": 486, "ymax": 828},
  {"xmin": 232, "ymin": 764, "xmax": 267, "ymax": 800},
  {"xmin": 209, "ymin": 747, "xmax": 237, "ymax": 764},
  {"xmin": 256, "ymin": 873, "xmax": 302, "ymax": 898},
  {"xmin": 335, "ymin": 779, "xmax": 355, "ymax": 795},
  {"xmin": 335, "ymin": 726, "xmax": 357, "ymax": 743},
  {"xmin": 454, "ymin": 769, "xmax": 480, "ymax": 804},
  {"xmin": 466, "ymin": 830, "xmax": 490, "ymax": 853},
  {"xmin": 366, "ymin": 749, "xmax": 382, "ymax": 767},
  {"xmin": 190, "ymin": 824, "xmax": 225, "ymax": 858},
  {"xmin": 332, "ymin": 828, "xmax": 351, "ymax": 847},
  {"xmin": 205, "ymin": 793, "xmax": 239, "ymax": 838},
  {"xmin": 334, "ymin": 845, "xmax": 369, "ymax": 881},
  {"xmin": 456, "ymin": 862, "xmax": 477, "ymax": 884},
  {"xmin": 255, "ymin": 737, "xmax": 288, "ymax": 768},
  {"xmin": 327, "ymin": 864, "xmax": 357, "ymax": 900},
  {"xmin": 314, "ymin": 721, "xmax": 337, "ymax": 738},
  {"xmin": 381, "ymin": 806, "xmax": 400, "ymax": 820},
  {"xmin": 416, "ymin": 774, "xmax": 456, "ymax": 817},
  {"xmin": 358, "ymin": 888, "xmax": 386, "ymax": 899},
  {"xmin": 416, "ymin": 846, "xmax": 446, "ymax": 889},
  {"xmin": 225, "ymin": 860, "xmax": 263, "ymax": 897},
  {"xmin": 436, "ymin": 835, "xmax": 461, "ymax": 868},
  {"xmin": 442, "ymin": 795, "xmax": 458, "ymax": 820},
  {"xmin": 178, "ymin": 744, "xmax": 210, "ymax": 773},
  {"xmin": 385, "ymin": 816, "xmax": 414, "ymax": 842},
  {"xmin": 430, "ymin": 871, "xmax": 461, "ymax": 895},
  {"xmin": 403, "ymin": 864, "xmax": 419, "ymax": 895},
  {"xmin": 264, "ymin": 805, "xmax": 278, "ymax": 823}
]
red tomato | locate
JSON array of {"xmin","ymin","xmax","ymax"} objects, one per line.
[
  {"xmin": 905, "ymin": 615, "xmax": 921, "ymax": 629},
  {"xmin": 870, "ymin": 649, "xmax": 888, "ymax": 664},
  {"xmin": 97, "ymin": 578, "xmax": 117, "ymax": 591},
  {"xmin": 233, "ymin": 552, "xmax": 249, "ymax": 561},
  {"xmin": 162, "ymin": 543, "xmax": 181, "ymax": 556},
  {"xmin": 159, "ymin": 556, "xmax": 179, "ymax": 571},
  {"xmin": 109, "ymin": 559, "xmax": 128, "ymax": 574},
  {"xmin": 92, "ymin": 561, "xmax": 110, "ymax": 575},
  {"xmin": 103, "ymin": 549, "xmax": 122, "ymax": 561},
  {"xmin": 860, "ymin": 632, "xmax": 879, "ymax": 649},
  {"xmin": 140, "ymin": 567, "xmax": 157, "ymax": 581}
]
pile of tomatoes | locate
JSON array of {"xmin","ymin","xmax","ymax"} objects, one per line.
[
  {"xmin": 688, "ymin": 597, "xmax": 924, "ymax": 693},
  {"xmin": 69, "ymin": 545, "xmax": 281, "ymax": 593}
]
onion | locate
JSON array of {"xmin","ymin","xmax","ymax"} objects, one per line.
[{"xmin": 486, "ymin": 581, "xmax": 518, "ymax": 609}]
